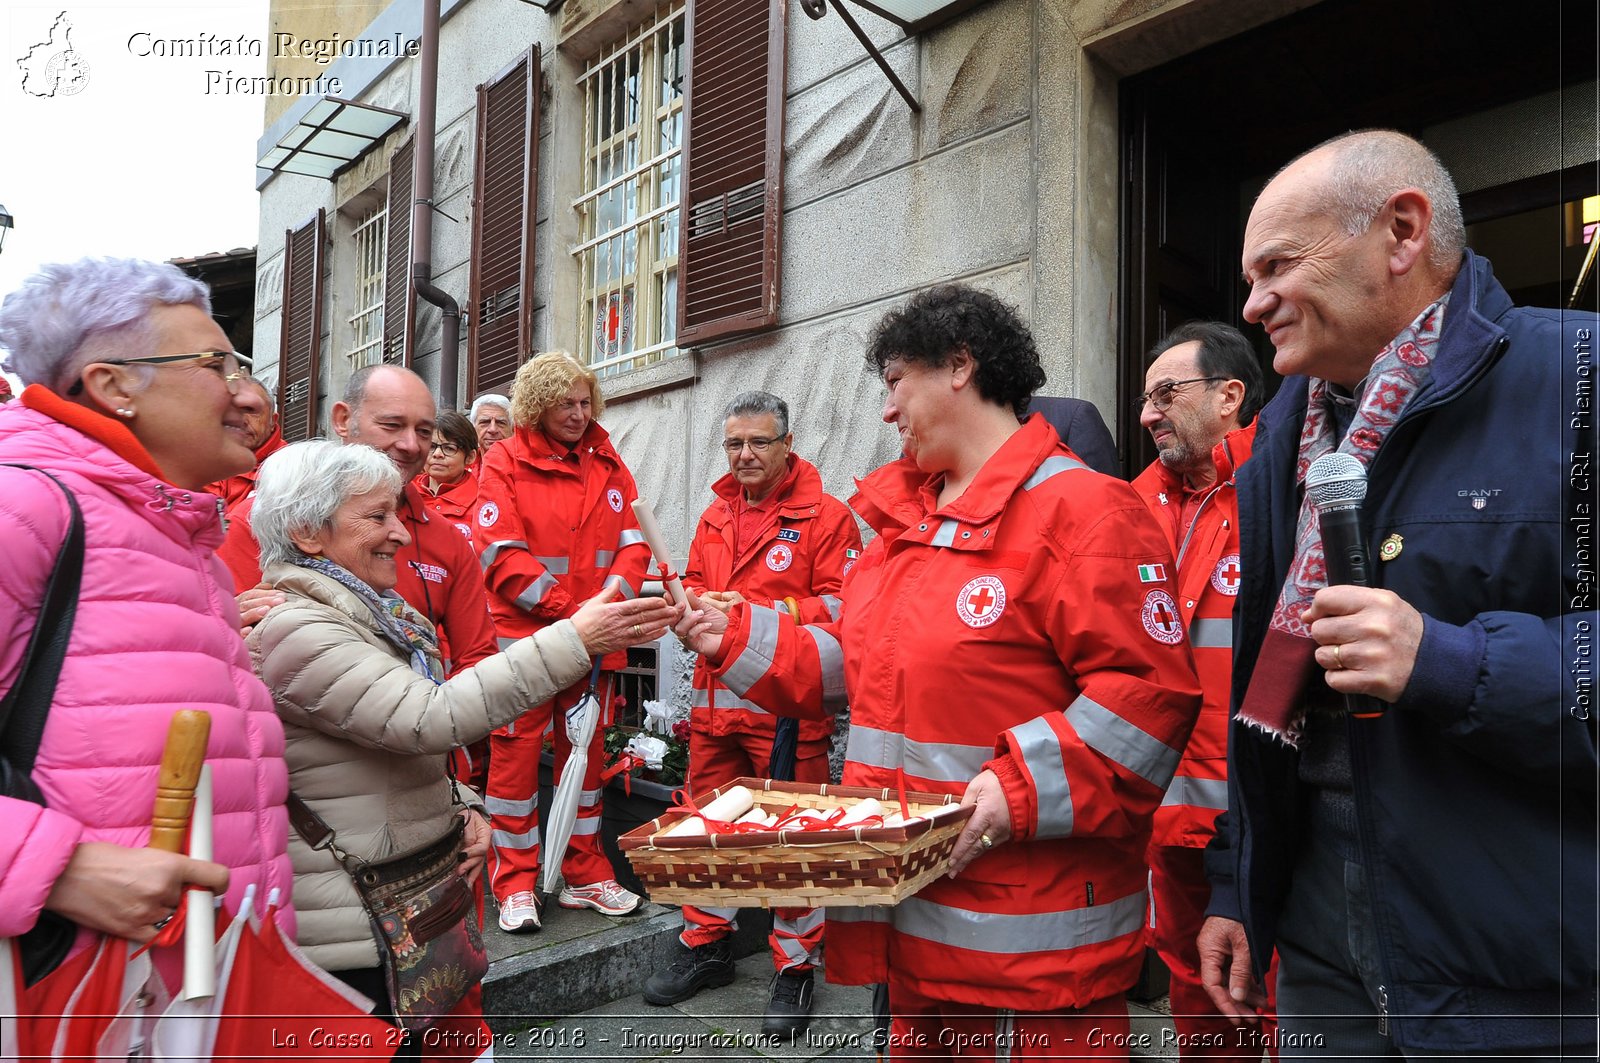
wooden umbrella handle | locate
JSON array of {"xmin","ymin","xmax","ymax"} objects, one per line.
[{"xmin": 149, "ymin": 710, "xmax": 211, "ymax": 853}]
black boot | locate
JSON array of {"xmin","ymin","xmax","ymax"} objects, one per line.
[
  {"xmin": 642, "ymin": 937, "xmax": 735, "ymax": 1006},
  {"xmin": 762, "ymin": 968, "xmax": 815, "ymax": 1037}
]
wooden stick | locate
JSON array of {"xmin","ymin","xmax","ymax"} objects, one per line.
[{"xmin": 148, "ymin": 710, "xmax": 211, "ymax": 853}]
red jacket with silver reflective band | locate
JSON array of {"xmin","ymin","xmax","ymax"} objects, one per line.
[
  {"xmin": 1131, "ymin": 424, "xmax": 1255, "ymax": 848},
  {"xmin": 473, "ymin": 421, "xmax": 650, "ymax": 672},
  {"xmin": 216, "ymin": 482, "xmax": 496, "ymax": 676},
  {"xmin": 711, "ymin": 415, "xmax": 1202, "ymax": 1010},
  {"xmin": 685, "ymin": 454, "xmax": 861, "ymax": 740}
]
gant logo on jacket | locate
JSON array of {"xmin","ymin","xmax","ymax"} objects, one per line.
[{"xmin": 956, "ymin": 575, "xmax": 1006, "ymax": 628}]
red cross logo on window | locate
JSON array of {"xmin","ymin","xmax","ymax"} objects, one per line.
[
  {"xmin": 956, "ymin": 575, "xmax": 1007, "ymax": 628},
  {"xmin": 1212, "ymin": 553, "xmax": 1242, "ymax": 597}
]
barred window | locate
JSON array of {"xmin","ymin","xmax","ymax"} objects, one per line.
[
  {"xmin": 346, "ymin": 203, "xmax": 387, "ymax": 367},
  {"xmin": 574, "ymin": 2, "xmax": 685, "ymax": 376}
]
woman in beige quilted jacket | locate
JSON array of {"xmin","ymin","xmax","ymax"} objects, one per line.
[{"xmin": 247, "ymin": 440, "xmax": 675, "ymax": 1049}]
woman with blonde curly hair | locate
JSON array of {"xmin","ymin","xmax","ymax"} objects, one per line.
[{"xmin": 472, "ymin": 352, "xmax": 653, "ymax": 932}]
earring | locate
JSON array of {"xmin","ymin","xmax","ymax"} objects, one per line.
[{"xmin": 115, "ymin": 408, "xmax": 135, "ymax": 419}]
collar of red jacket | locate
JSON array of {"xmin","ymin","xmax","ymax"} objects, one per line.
[
  {"xmin": 851, "ymin": 413, "xmax": 1060, "ymax": 535},
  {"xmin": 708, "ymin": 453, "xmax": 822, "ymax": 517},
  {"xmin": 512, "ymin": 419, "xmax": 619, "ymax": 467},
  {"xmin": 1140, "ymin": 419, "xmax": 1258, "ymax": 494},
  {"xmin": 21, "ymin": 383, "xmax": 167, "ymax": 480},
  {"xmin": 254, "ymin": 424, "xmax": 285, "ymax": 465}
]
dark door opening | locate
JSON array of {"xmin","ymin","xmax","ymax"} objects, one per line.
[{"xmin": 1118, "ymin": 0, "xmax": 1598, "ymax": 477}]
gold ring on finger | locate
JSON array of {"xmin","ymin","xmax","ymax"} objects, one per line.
[
  {"xmin": 1332, "ymin": 644, "xmax": 1344, "ymax": 670},
  {"xmin": 632, "ymin": 624, "xmax": 643, "ymax": 638},
  {"xmin": 979, "ymin": 833, "xmax": 994, "ymax": 850}
]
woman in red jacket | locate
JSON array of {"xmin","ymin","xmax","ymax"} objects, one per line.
[
  {"xmin": 414, "ymin": 409, "xmax": 481, "ymax": 544},
  {"xmin": 474, "ymin": 352, "xmax": 652, "ymax": 933}
]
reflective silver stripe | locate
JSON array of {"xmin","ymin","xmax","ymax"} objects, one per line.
[
  {"xmin": 535, "ymin": 555, "xmax": 569, "ymax": 574},
  {"xmin": 776, "ymin": 907, "xmax": 826, "ymax": 938},
  {"xmin": 845, "ymin": 725, "xmax": 989, "ymax": 782},
  {"xmin": 821, "ymin": 595, "xmax": 843, "ymax": 621},
  {"xmin": 930, "ymin": 519, "xmax": 960, "ymax": 547},
  {"xmin": 479, "ymin": 539, "xmax": 529, "ymax": 570},
  {"xmin": 616, "ymin": 528, "xmax": 647, "ymax": 549},
  {"xmin": 722, "ymin": 604, "xmax": 781, "ymax": 696},
  {"xmin": 827, "ymin": 906, "xmax": 890, "ymax": 926},
  {"xmin": 607, "ymin": 575, "xmax": 638, "ymax": 600},
  {"xmin": 491, "ymin": 826, "xmax": 540, "ymax": 849},
  {"xmin": 1162, "ymin": 775, "xmax": 1229, "ymax": 811},
  {"xmin": 894, "ymin": 888, "xmax": 1145, "ymax": 955},
  {"xmin": 496, "ymin": 637, "xmax": 520, "ymax": 651},
  {"xmin": 1009, "ymin": 717, "xmax": 1074, "ymax": 837},
  {"xmin": 579, "ymin": 787, "xmax": 603, "ymax": 805},
  {"xmin": 996, "ymin": 1012, "xmax": 1015, "ymax": 1063},
  {"xmin": 809, "ymin": 626, "xmax": 847, "ymax": 710},
  {"xmin": 571, "ymin": 817, "xmax": 601, "ymax": 837},
  {"xmin": 1190, "ymin": 618, "xmax": 1232, "ymax": 649},
  {"xmin": 485, "ymin": 795, "xmax": 536, "ymax": 818},
  {"xmin": 594, "ymin": 550, "xmax": 615, "ymax": 569},
  {"xmin": 1022, "ymin": 455, "xmax": 1089, "ymax": 491},
  {"xmin": 689, "ymin": 688, "xmax": 771, "ymax": 715},
  {"xmin": 514, "ymin": 570, "xmax": 559, "ymax": 610},
  {"xmin": 1066, "ymin": 694, "xmax": 1181, "ymax": 789}
]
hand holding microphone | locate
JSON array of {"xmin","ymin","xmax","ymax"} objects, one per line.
[{"xmin": 1303, "ymin": 453, "xmax": 1424, "ymax": 711}]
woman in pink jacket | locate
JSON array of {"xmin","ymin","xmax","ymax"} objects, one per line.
[{"xmin": 0, "ymin": 258, "xmax": 295, "ymax": 982}]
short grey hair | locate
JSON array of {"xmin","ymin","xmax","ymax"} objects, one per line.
[
  {"xmin": 0, "ymin": 258, "xmax": 212, "ymax": 392},
  {"xmin": 252, "ymin": 439, "xmax": 401, "ymax": 570},
  {"xmin": 470, "ymin": 393, "xmax": 510, "ymax": 421},
  {"xmin": 1297, "ymin": 130, "xmax": 1465, "ymax": 268},
  {"xmin": 722, "ymin": 390, "xmax": 789, "ymax": 437},
  {"xmin": 248, "ymin": 376, "xmax": 275, "ymax": 403}
]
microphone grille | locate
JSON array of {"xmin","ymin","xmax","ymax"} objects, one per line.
[{"xmin": 1306, "ymin": 452, "xmax": 1367, "ymax": 507}]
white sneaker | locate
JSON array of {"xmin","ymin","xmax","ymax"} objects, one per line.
[
  {"xmin": 496, "ymin": 889, "xmax": 541, "ymax": 932},
  {"xmin": 557, "ymin": 879, "xmax": 641, "ymax": 916}
]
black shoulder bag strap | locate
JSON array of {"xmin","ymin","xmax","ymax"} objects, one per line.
[{"xmin": 0, "ymin": 464, "xmax": 86, "ymax": 985}]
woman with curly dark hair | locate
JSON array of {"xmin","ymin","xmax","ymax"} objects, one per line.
[{"xmin": 678, "ymin": 283, "xmax": 1200, "ymax": 1053}]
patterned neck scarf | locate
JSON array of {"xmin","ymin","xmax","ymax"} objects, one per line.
[
  {"xmin": 1237, "ymin": 294, "xmax": 1449, "ymax": 746},
  {"xmin": 292, "ymin": 552, "xmax": 441, "ymax": 682}
]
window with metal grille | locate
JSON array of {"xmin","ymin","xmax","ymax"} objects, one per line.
[
  {"xmin": 346, "ymin": 203, "xmax": 388, "ymax": 368},
  {"xmin": 574, "ymin": 2, "xmax": 685, "ymax": 377}
]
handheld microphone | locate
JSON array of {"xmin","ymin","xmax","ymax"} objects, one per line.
[{"xmin": 1305, "ymin": 452, "xmax": 1384, "ymax": 719}]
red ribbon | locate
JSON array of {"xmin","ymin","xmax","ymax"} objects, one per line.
[
  {"xmin": 131, "ymin": 884, "xmax": 210, "ymax": 957},
  {"xmin": 602, "ymin": 752, "xmax": 647, "ymax": 796}
]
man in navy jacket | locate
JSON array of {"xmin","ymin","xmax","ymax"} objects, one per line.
[{"xmin": 1198, "ymin": 130, "xmax": 1597, "ymax": 1056}]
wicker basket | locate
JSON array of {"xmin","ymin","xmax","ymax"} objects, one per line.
[{"xmin": 618, "ymin": 777, "xmax": 973, "ymax": 908}]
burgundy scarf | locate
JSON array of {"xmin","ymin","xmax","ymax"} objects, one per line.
[{"xmin": 1237, "ymin": 295, "xmax": 1449, "ymax": 746}]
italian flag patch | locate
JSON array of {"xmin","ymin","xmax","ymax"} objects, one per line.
[
  {"xmin": 1137, "ymin": 563, "xmax": 1167, "ymax": 583},
  {"xmin": 846, "ymin": 549, "xmax": 861, "ymax": 559}
]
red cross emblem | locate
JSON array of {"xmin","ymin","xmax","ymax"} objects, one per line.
[
  {"xmin": 1141, "ymin": 589, "xmax": 1184, "ymax": 645},
  {"xmin": 956, "ymin": 575, "xmax": 1007, "ymax": 629},
  {"xmin": 1211, "ymin": 553, "xmax": 1242, "ymax": 597}
]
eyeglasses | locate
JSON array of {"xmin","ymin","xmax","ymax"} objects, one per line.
[
  {"xmin": 1134, "ymin": 376, "xmax": 1225, "ymax": 414},
  {"xmin": 429, "ymin": 441, "xmax": 463, "ymax": 456},
  {"xmin": 722, "ymin": 436, "xmax": 783, "ymax": 454},
  {"xmin": 67, "ymin": 351, "xmax": 253, "ymax": 396}
]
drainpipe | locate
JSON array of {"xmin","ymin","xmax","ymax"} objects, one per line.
[{"xmin": 413, "ymin": 0, "xmax": 461, "ymax": 409}]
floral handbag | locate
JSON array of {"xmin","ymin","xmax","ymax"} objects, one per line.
[{"xmin": 287, "ymin": 794, "xmax": 487, "ymax": 1031}]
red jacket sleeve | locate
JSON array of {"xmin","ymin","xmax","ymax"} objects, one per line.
[
  {"xmin": 683, "ymin": 514, "xmax": 711, "ymax": 597},
  {"xmin": 786, "ymin": 500, "xmax": 861, "ymax": 624},
  {"xmin": 218, "ymin": 500, "xmax": 263, "ymax": 591},
  {"xmin": 473, "ymin": 447, "xmax": 579, "ymax": 622},
  {"xmin": 438, "ymin": 530, "xmax": 497, "ymax": 673},
  {"xmin": 988, "ymin": 500, "xmax": 1202, "ymax": 844}
]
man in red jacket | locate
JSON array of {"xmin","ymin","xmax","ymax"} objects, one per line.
[
  {"xmin": 1131, "ymin": 322, "xmax": 1272, "ymax": 1057},
  {"xmin": 220, "ymin": 365, "xmax": 496, "ymax": 677},
  {"xmin": 642, "ymin": 391, "xmax": 861, "ymax": 1034},
  {"xmin": 474, "ymin": 352, "xmax": 652, "ymax": 932},
  {"xmin": 204, "ymin": 376, "xmax": 284, "ymax": 511}
]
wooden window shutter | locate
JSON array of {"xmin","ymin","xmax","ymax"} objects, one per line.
[
  {"xmin": 277, "ymin": 209, "xmax": 325, "ymax": 443},
  {"xmin": 677, "ymin": 0, "xmax": 786, "ymax": 346},
  {"xmin": 468, "ymin": 46, "xmax": 540, "ymax": 398},
  {"xmin": 383, "ymin": 135, "xmax": 417, "ymax": 365}
]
